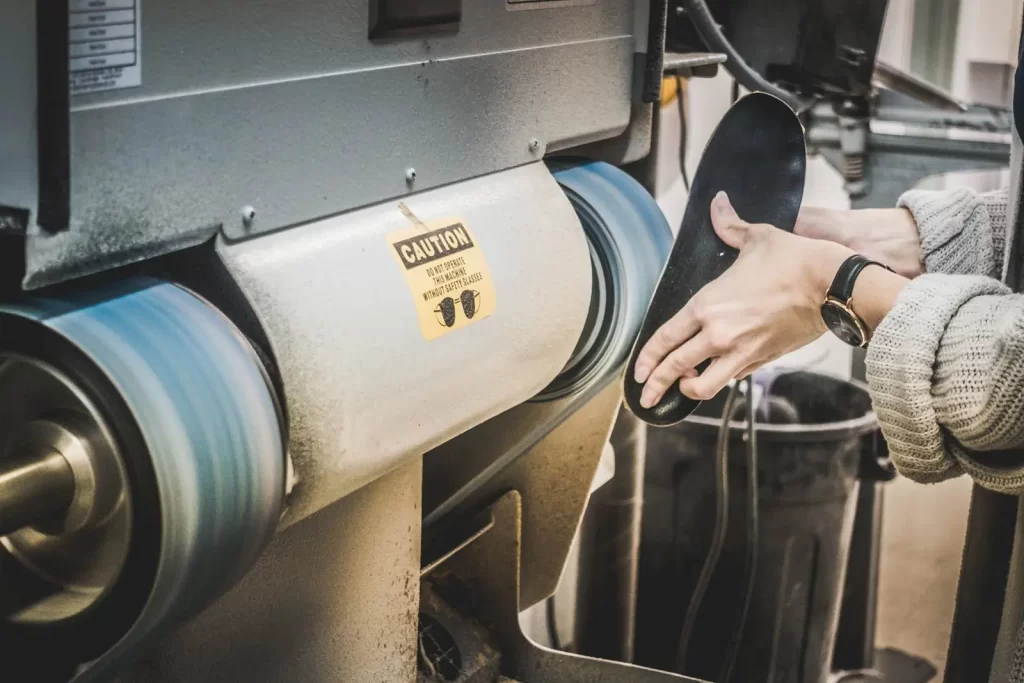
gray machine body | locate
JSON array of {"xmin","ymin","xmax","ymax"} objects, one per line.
[
  {"xmin": 220, "ymin": 162, "xmax": 593, "ymax": 527},
  {"xmin": 0, "ymin": 0, "xmax": 644, "ymax": 288},
  {"xmin": 0, "ymin": 2, "xmax": 663, "ymax": 681}
]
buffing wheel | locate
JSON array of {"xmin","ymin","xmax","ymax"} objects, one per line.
[
  {"xmin": 624, "ymin": 92, "xmax": 807, "ymax": 426},
  {"xmin": 0, "ymin": 279, "xmax": 286, "ymax": 679},
  {"xmin": 539, "ymin": 161, "xmax": 673, "ymax": 401}
]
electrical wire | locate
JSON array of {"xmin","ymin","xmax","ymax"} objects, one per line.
[
  {"xmin": 720, "ymin": 379, "xmax": 760, "ymax": 682},
  {"xmin": 674, "ymin": 380, "xmax": 742, "ymax": 674},
  {"xmin": 676, "ymin": 75, "xmax": 691, "ymax": 192},
  {"xmin": 682, "ymin": 0, "xmax": 815, "ymax": 113}
]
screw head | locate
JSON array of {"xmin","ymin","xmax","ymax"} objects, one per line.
[
  {"xmin": 529, "ymin": 138, "xmax": 540, "ymax": 153},
  {"xmin": 241, "ymin": 205, "xmax": 256, "ymax": 225},
  {"xmin": 405, "ymin": 168, "xmax": 417, "ymax": 184}
]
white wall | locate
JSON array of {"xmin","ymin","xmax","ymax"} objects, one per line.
[
  {"xmin": 879, "ymin": 0, "xmax": 916, "ymax": 70},
  {"xmin": 951, "ymin": 0, "xmax": 1022, "ymax": 105}
]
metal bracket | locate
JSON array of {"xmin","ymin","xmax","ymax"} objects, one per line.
[
  {"xmin": 430, "ymin": 490, "xmax": 708, "ymax": 682},
  {"xmin": 663, "ymin": 52, "xmax": 727, "ymax": 79},
  {"xmin": 806, "ymin": 92, "xmax": 1012, "ymax": 208},
  {"xmin": 35, "ymin": 0, "xmax": 71, "ymax": 233},
  {"xmin": 857, "ymin": 429, "xmax": 896, "ymax": 483}
]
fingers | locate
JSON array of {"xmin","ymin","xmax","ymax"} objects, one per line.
[
  {"xmin": 710, "ymin": 191, "xmax": 750, "ymax": 249},
  {"xmin": 638, "ymin": 334, "xmax": 714, "ymax": 408},
  {"xmin": 633, "ymin": 304, "xmax": 700, "ymax": 384},
  {"xmin": 679, "ymin": 355, "xmax": 749, "ymax": 401}
]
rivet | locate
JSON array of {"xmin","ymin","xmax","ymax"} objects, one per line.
[
  {"xmin": 241, "ymin": 205, "xmax": 256, "ymax": 225},
  {"xmin": 406, "ymin": 168, "xmax": 417, "ymax": 184}
]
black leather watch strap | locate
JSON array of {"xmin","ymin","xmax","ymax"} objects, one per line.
[{"xmin": 827, "ymin": 254, "xmax": 893, "ymax": 302}]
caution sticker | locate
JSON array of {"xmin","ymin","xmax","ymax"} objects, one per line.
[{"xmin": 388, "ymin": 216, "xmax": 496, "ymax": 340}]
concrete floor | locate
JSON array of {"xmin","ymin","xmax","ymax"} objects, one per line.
[{"xmin": 876, "ymin": 476, "xmax": 973, "ymax": 682}]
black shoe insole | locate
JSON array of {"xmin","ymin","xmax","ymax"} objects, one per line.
[{"xmin": 623, "ymin": 92, "xmax": 806, "ymax": 426}]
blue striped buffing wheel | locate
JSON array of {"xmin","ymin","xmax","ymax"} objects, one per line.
[
  {"xmin": 539, "ymin": 161, "xmax": 673, "ymax": 400},
  {"xmin": 0, "ymin": 278, "xmax": 285, "ymax": 678}
]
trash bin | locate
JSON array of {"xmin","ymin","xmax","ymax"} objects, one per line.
[{"xmin": 634, "ymin": 370, "xmax": 879, "ymax": 683}]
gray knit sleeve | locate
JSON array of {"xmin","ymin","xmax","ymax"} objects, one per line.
[
  {"xmin": 866, "ymin": 274, "xmax": 1024, "ymax": 493},
  {"xmin": 898, "ymin": 187, "xmax": 1008, "ymax": 278}
]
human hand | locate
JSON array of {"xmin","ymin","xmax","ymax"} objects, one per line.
[
  {"xmin": 633, "ymin": 192, "xmax": 852, "ymax": 407},
  {"xmin": 795, "ymin": 205, "xmax": 923, "ymax": 278}
]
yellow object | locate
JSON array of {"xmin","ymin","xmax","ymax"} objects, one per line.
[
  {"xmin": 661, "ymin": 75, "xmax": 686, "ymax": 107},
  {"xmin": 388, "ymin": 217, "xmax": 497, "ymax": 341}
]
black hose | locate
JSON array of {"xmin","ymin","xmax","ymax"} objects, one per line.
[
  {"xmin": 720, "ymin": 379, "xmax": 760, "ymax": 682},
  {"xmin": 676, "ymin": 76, "xmax": 691, "ymax": 192},
  {"xmin": 682, "ymin": 0, "xmax": 815, "ymax": 113},
  {"xmin": 674, "ymin": 381, "xmax": 741, "ymax": 673}
]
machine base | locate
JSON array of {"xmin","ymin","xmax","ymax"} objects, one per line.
[{"xmin": 428, "ymin": 490, "xmax": 706, "ymax": 683}]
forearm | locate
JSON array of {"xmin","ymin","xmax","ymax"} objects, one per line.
[
  {"xmin": 899, "ymin": 187, "xmax": 1008, "ymax": 278},
  {"xmin": 797, "ymin": 206, "xmax": 923, "ymax": 278},
  {"xmin": 865, "ymin": 275, "xmax": 1024, "ymax": 492},
  {"xmin": 842, "ymin": 208, "xmax": 923, "ymax": 280},
  {"xmin": 804, "ymin": 239, "xmax": 1024, "ymax": 491},
  {"xmin": 851, "ymin": 265, "xmax": 910, "ymax": 333},
  {"xmin": 797, "ymin": 187, "xmax": 1008, "ymax": 280},
  {"xmin": 807, "ymin": 247, "xmax": 910, "ymax": 334}
]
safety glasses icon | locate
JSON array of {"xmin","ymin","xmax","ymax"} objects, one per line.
[{"xmin": 433, "ymin": 290, "xmax": 481, "ymax": 328}]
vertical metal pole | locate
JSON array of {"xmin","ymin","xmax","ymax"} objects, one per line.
[
  {"xmin": 574, "ymin": 408, "xmax": 646, "ymax": 662},
  {"xmin": 832, "ymin": 483, "xmax": 884, "ymax": 670}
]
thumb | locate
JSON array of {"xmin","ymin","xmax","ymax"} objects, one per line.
[{"xmin": 710, "ymin": 191, "xmax": 749, "ymax": 249}]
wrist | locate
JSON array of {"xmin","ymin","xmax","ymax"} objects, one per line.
[
  {"xmin": 807, "ymin": 240, "xmax": 855, "ymax": 296},
  {"xmin": 795, "ymin": 206, "xmax": 852, "ymax": 246},
  {"xmin": 803, "ymin": 241, "xmax": 854, "ymax": 333},
  {"xmin": 845, "ymin": 208, "xmax": 924, "ymax": 278},
  {"xmin": 851, "ymin": 264, "xmax": 909, "ymax": 332}
]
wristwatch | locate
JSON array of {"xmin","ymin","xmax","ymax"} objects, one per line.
[{"xmin": 821, "ymin": 254, "xmax": 893, "ymax": 348}]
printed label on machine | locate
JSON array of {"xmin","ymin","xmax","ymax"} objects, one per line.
[
  {"xmin": 388, "ymin": 217, "xmax": 496, "ymax": 341},
  {"xmin": 69, "ymin": 0, "xmax": 142, "ymax": 95}
]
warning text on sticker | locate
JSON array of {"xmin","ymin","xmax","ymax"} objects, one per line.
[
  {"xmin": 422, "ymin": 269, "xmax": 485, "ymax": 301},
  {"xmin": 393, "ymin": 224, "xmax": 474, "ymax": 269}
]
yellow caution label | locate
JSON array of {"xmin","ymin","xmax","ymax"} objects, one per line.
[{"xmin": 388, "ymin": 217, "xmax": 496, "ymax": 340}]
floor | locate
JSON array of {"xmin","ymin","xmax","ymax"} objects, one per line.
[{"xmin": 876, "ymin": 476, "xmax": 973, "ymax": 681}]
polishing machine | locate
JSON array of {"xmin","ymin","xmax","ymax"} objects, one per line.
[
  {"xmin": 2, "ymin": 1, "xmax": 976, "ymax": 681},
  {"xmin": 0, "ymin": 2, "xmax": 681, "ymax": 681}
]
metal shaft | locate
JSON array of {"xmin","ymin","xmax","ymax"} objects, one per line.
[{"xmin": 0, "ymin": 449, "xmax": 75, "ymax": 538}]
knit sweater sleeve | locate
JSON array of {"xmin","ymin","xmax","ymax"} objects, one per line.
[
  {"xmin": 898, "ymin": 187, "xmax": 1008, "ymax": 278},
  {"xmin": 865, "ymin": 275, "xmax": 1024, "ymax": 493}
]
